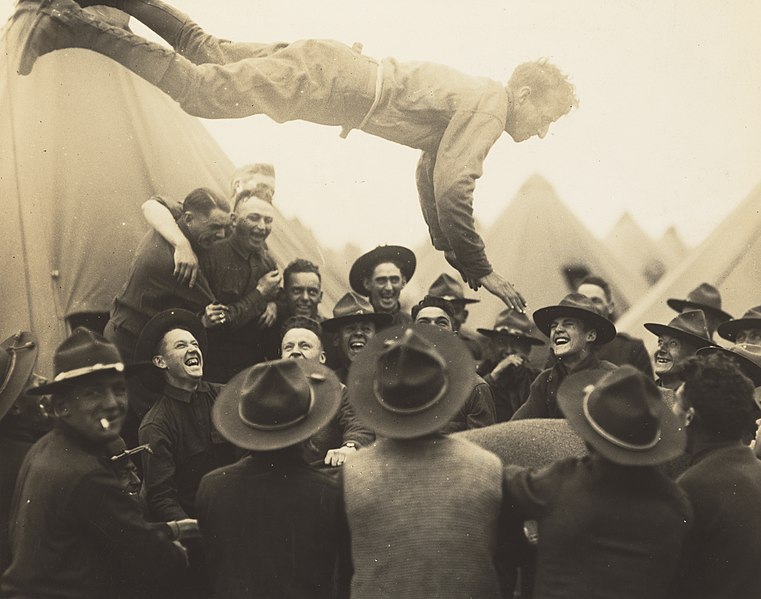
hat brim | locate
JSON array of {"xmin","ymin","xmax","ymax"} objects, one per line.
[
  {"xmin": 0, "ymin": 332, "xmax": 39, "ymax": 420},
  {"xmin": 213, "ymin": 361, "xmax": 342, "ymax": 451},
  {"xmin": 718, "ymin": 318, "xmax": 761, "ymax": 343},
  {"xmin": 475, "ymin": 328, "xmax": 545, "ymax": 346},
  {"xmin": 558, "ymin": 369, "xmax": 686, "ymax": 466},
  {"xmin": 643, "ymin": 323, "xmax": 714, "ymax": 350},
  {"xmin": 667, "ymin": 299, "xmax": 733, "ymax": 322},
  {"xmin": 321, "ymin": 311, "xmax": 393, "ymax": 334},
  {"xmin": 348, "ymin": 323, "xmax": 476, "ymax": 439},
  {"xmin": 349, "ymin": 246, "xmax": 416, "ymax": 296},
  {"xmin": 698, "ymin": 346, "xmax": 761, "ymax": 387},
  {"xmin": 134, "ymin": 309, "xmax": 209, "ymax": 392},
  {"xmin": 533, "ymin": 306, "xmax": 616, "ymax": 345},
  {"xmin": 29, "ymin": 361, "xmax": 154, "ymax": 396}
]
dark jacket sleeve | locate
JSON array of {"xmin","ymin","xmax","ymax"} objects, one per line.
[
  {"xmin": 440, "ymin": 379, "xmax": 496, "ymax": 434},
  {"xmin": 72, "ymin": 467, "xmax": 187, "ymax": 585},
  {"xmin": 510, "ymin": 371, "xmax": 550, "ymax": 420},
  {"xmin": 503, "ymin": 459, "xmax": 575, "ymax": 520},
  {"xmin": 630, "ymin": 338, "xmax": 655, "ymax": 379},
  {"xmin": 139, "ymin": 421, "xmax": 188, "ymax": 522},
  {"xmin": 337, "ymin": 386, "xmax": 375, "ymax": 448}
]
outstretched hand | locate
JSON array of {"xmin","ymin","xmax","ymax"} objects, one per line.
[{"xmin": 478, "ymin": 271, "xmax": 527, "ymax": 313}]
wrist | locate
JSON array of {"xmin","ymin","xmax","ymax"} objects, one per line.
[{"xmin": 342, "ymin": 441, "xmax": 359, "ymax": 450}]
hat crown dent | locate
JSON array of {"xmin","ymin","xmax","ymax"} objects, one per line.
[
  {"xmin": 375, "ymin": 329, "xmax": 448, "ymax": 412},
  {"xmin": 585, "ymin": 367, "xmax": 662, "ymax": 449},
  {"xmin": 53, "ymin": 328, "xmax": 124, "ymax": 380},
  {"xmin": 332, "ymin": 291, "xmax": 375, "ymax": 318},
  {"xmin": 685, "ymin": 282, "xmax": 723, "ymax": 309},
  {"xmin": 238, "ymin": 360, "xmax": 314, "ymax": 429},
  {"xmin": 428, "ymin": 273, "xmax": 464, "ymax": 300},
  {"xmin": 667, "ymin": 310, "xmax": 711, "ymax": 340}
]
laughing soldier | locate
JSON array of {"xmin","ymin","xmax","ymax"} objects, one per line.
[
  {"xmin": 511, "ymin": 293, "xmax": 617, "ymax": 420},
  {"xmin": 322, "ymin": 292, "xmax": 392, "ymax": 384},
  {"xmin": 349, "ymin": 245, "xmax": 416, "ymax": 327},
  {"xmin": 1, "ymin": 329, "xmax": 188, "ymax": 599},
  {"xmin": 643, "ymin": 310, "xmax": 713, "ymax": 393},
  {"xmin": 20, "ymin": 0, "xmax": 578, "ymax": 312},
  {"xmin": 134, "ymin": 309, "xmax": 235, "ymax": 523}
]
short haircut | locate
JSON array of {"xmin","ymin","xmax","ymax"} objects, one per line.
[
  {"xmin": 233, "ymin": 188, "xmax": 272, "ymax": 212},
  {"xmin": 578, "ymin": 275, "xmax": 612, "ymax": 302},
  {"xmin": 281, "ymin": 316, "xmax": 323, "ymax": 340},
  {"xmin": 680, "ymin": 352, "xmax": 756, "ymax": 442},
  {"xmin": 412, "ymin": 295, "xmax": 457, "ymax": 322},
  {"xmin": 183, "ymin": 187, "xmax": 230, "ymax": 215},
  {"xmin": 284, "ymin": 259, "xmax": 322, "ymax": 288},
  {"xmin": 508, "ymin": 59, "xmax": 578, "ymax": 114},
  {"xmin": 230, "ymin": 163, "xmax": 275, "ymax": 195}
]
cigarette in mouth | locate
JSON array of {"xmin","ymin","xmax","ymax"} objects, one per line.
[{"xmin": 99, "ymin": 418, "xmax": 110, "ymax": 431}]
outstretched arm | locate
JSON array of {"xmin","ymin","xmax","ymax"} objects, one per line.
[
  {"xmin": 142, "ymin": 197, "xmax": 199, "ymax": 288},
  {"xmin": 420, "ymin": 112, "xmax": 527, "ymax": 312}
]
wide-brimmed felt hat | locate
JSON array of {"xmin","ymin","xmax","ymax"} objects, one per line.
[
  {"xmin": 0, "ymin": 331, "xmax": 39, "ymax": 420},
  {"xmin": 644, "ymin": 310, "xmax": 713, "ymax": 350},
  {"xmin": 133, "ymin": 309, "xmax": 208, "ymax": 391},
  {"xmin": 666, "ymin": 283, "xmax": 732, "ymax": 322},
  {"xmin": 698, "ymin": 344, "xmax": 761, "ymax": 387},
  {"xmin": 349, "ymin": 245, "xmax": 416, "ymax": 296},
  {"xmin": 30, "ymin": 328, "xmax": 151, "ymax": 396},
  {"xmin": 477, "ymin": 309, "xmax": 545, "ymax": 345},
  {"xmin": 348, "ymin": 323, "xmax": 475, "ymax": 439},
  {"xmin": 427, "ymin": 273, "xmax": 479, "ymax": 304},
  {"xmin": 558, "ymin": 365, "xmax": 686, "ymax": 466},
  {"xmin": 213, "ymin": 359, "xmax": 342, "ymax": 451},
  {"xmin": 717, "ymin": 305, "xmax": 761, "ymax": 343},
  {"xmin": 321, "ymin": 292, "xmax": 393, "ymax": 333},
  {"xmin": 533, "ymin": 293, "xmax": 616, "ymax": 345}
]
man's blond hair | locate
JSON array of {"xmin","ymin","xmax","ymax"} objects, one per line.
[{"xmin": 508, "ymin": 59, "xmax": 578, "ymax": 115}]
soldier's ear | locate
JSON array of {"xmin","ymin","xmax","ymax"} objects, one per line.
[
  {"xmin": 363, "ymin": 277, "xmax": 372, "ymax": 293},
  {"xmin": 319, "ymin": 351, "xmax": 327, "ymax": 365},
  {"xmin": 515, "ymin": 86, "xmax": 532, "ymax": 105},
  {"xmin": 586, "ymin": 329, "xmax": 598, "ymax": 343},
  {"xmin": 152, "ymin": 355, "xmax": 168, "ymax": 370}
]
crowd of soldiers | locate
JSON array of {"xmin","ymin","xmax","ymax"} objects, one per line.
[{"xmin": 1, "ymin": 164, "xmax": 761, "ymax": 599}]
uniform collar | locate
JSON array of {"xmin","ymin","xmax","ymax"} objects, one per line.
[{"xmin": 163, "ymin": 380, "xmax": 210, "ymax": 403}]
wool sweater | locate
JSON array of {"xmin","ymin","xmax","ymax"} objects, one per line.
[{"xmin": 343, "ymin": 434, "xmax": 506, "ymax": 598}]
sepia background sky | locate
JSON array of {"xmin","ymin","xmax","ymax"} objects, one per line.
[{"xmin": 3, "ymin": 0, "xmax": 760, "ymax": 252}]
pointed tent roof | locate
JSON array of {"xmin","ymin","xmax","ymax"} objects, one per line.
[
  {"xmin": 617, "ymin": 181, "xmax": 761, "ymax": 352},
  {"xmin": 1, "ymin": 6, "xmax": 344, "ymax": 371},
  {"xmin": 431, "ymin": 174, "xmax": 649, "ymax": 330},
  {"xmin": 603, "ymin": 212, "xmax": 666, "ymax": 286},
  {"xmin": 657, "ymin": 225, "xmax": 689, "ymax": 268}
]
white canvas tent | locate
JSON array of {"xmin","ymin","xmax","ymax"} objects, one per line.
[
  {"xmin": 411, "ymin": 174, "xmax": 649, "ymax": 331},
  {"xmin": 617, "ymin": 181, "xmax": 761, "ymax": 353},
  {"xmin": 603, "ymin": 212, "xmax": 665, "ymax": 286}
]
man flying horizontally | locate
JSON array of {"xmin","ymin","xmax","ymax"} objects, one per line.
[{"xmin": 18, "ymin": 0, "xmax": 578, "ymax": 311}]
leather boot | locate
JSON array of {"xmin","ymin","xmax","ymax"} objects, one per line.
[{"xmin": 18, "ymin": 0, "xmax": 179, "ymax": 92}]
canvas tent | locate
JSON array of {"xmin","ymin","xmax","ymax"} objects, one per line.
[
  {"xmin": 657, "ymin": 225, "xmax": 689, "ymax": 269},
  {"xmin": 603, "ymin": 212, "xmax": 665, "ymax": 286},
  {"xmin": 617, "ymin": 181, "xmax": 761, "ymax": 353},
  {"xmin": 410, "ymin": 174, "xmax": 649, "ymax": 331},
  {"xmin": 1, "ymin": 5, "xmax": 344, "ymax": 373}
]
